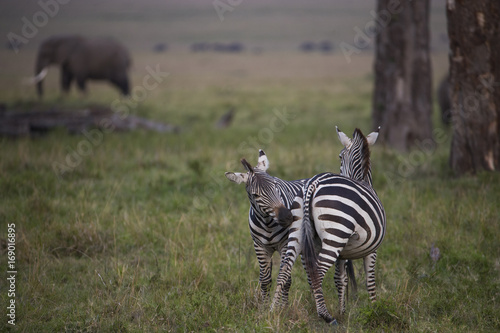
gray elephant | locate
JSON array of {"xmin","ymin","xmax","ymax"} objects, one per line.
[{"xmin": 32, "ymin": 35, "xmax": 131, "ymax": 97}]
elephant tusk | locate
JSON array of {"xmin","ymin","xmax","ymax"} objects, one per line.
[{"xmin": 23, "ymin": 67, "xmax": 48, "ymax": 84}]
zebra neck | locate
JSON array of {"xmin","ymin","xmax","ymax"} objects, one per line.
[
  {"xmin": 364, "ymin": 171, "xmax": 373, "ymax": 187},
  {"xmin": 347, "ymin": 167, "xmax": 373, "ymax": 187}
]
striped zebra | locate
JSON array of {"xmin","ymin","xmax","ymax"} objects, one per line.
[
  {"xmin": 225, "ymin": 149, "xmax": 308, "ymax": 303},
  {"xmin": 272, "ymin": 127, "xmax": 386, "ymax": 324}
]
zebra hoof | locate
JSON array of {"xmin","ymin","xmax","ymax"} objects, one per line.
[{"xmin": 329, "ymin": 319, "xmax": 338, "ymax": 326}]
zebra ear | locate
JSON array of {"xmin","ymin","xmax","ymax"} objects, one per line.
[
  {"xmin": 256, "ymin": 149, "xmax": 269, "ymax": 172},
  {"xmin": 225, "ymin": 172, "xmax": 249, "ymax": 184},
  {"xmin": 336, "ymin": 126, "xmax": 351, "ymax": 147},
  {"xmin": 366, "ymin": 127, "xmax": 380, "ymax": 146},
  {"xmin": 241, "ymin": 158, "xmax": 254, "ymax": 173}
]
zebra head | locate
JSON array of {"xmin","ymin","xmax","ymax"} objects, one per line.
[
  {"xmin": 336, "ymin": 126, "xmax": 380, "ymax": 186},
  {"xmin": 225, "ymin": 150, "xmax": 291, "ymax": 224}
]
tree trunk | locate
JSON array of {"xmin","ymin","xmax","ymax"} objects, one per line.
[
  {"xmin": 372, "ymin": 0, "xmax": 433, "ymax": 151},
  {"xmin": 447, "ymin": 0, "xmax": 500, "ymax": 174}
]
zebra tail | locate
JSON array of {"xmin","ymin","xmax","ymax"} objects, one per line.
[
  {"xmin": 302, "ymin": 181, "xmax": 319, "ymax": 287},
  {"xmin": 345, "ymin": 260, "xmax": 358, "ymax": 300}
]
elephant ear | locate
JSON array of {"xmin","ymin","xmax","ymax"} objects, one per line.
[{"xmin": 53, "ymin": 36, "xmax": 83, "ymax": 64}]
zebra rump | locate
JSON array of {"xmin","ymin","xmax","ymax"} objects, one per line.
[{"xmin": 301, "ymin": 172, "xmax": 385, "ymax": 322}]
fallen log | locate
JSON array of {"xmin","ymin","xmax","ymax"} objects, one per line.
[{"xmin": 0, "ymin": 106, "xmax": 179, "ymax": 137}]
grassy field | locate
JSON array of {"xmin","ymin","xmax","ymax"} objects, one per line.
[{"xmin": 1, "ymin": 1, "xmax": 499, "ymax": 332}]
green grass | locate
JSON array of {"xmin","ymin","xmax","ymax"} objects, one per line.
[
  {"xmin": 0, "ymin": 2, "xmax": 499, "ymax": 331},
  {"xmin": 1, "ymin": 64, "xmax": 499, "ymax": 332}
]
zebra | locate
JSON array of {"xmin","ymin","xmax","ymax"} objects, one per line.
[
  {"xmin": 272, "ymin": 126, "xmax": 386, "ymax": 325},
  {"xmin": 227, "ymin": 149, "xmax": 357, "ymax": 309},
  {"xmin": 225, "ymin": 149, "xmax": 307, "ymax": 303}
]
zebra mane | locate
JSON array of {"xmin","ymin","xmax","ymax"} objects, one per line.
[{"xmin": 352, "ymin": 128, "xmax": 372, "ymax": 184}]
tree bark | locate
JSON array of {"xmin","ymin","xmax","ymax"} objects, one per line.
[
  {"xmin": 372, "ymin": 0, "xmax": 433, "ymax": 151},
  {"xmin": 447, "ymin": 0, "xmax": 500, "ymax": 174}
]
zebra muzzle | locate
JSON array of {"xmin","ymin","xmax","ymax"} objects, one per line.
[{"xmin": 275, "ymin": 206, "xmax": 293, "ymax": 228}]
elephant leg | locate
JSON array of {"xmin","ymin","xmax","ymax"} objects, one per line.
[
  {"xmin": 76, "ymin": 76, "xmax": 87, "ymax": 95},
  {"xmin": 110, "ymin": 76, "xmax": 130, "ymax": 96},
  {"xmin": 61, "ymin": 67, "xmax": 73, "ymax": 93},
  {"xmin": 120, "ymin": 78, "xmax": 130, "ymax": 95}
]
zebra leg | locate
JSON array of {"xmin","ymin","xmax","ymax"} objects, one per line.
[
  {"xmin": 254, "ymin": 243, "xmax": 273, "ymax": 301},
  {"xmin": 271, "ymin": 251, "xmax": 296, "ymax": 309},
  {"xmin": 310, "ymin": 234, "xmax": 355, "ymax": 324},
  {"xmin": 271, "ymin": 199, "xmax": 304, "ymax": 310},
  {"xmin": 364, "ymin": 251, "xmax": 378, "ymax": 302},
  {"xmin": 334, "ymin": 259, "xmax": 348, "ymax": 315},
  {"xmin": 278, "ymin": 245, "xmax": 292, "ymax": 306},
  {"xmin": 310, "ymin": 248, "xmax": 344, "ymax": 324}
]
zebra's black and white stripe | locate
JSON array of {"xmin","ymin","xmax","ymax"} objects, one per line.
[
  {"xmin": 272, "ymin": 127, "xmax": 386, "ymax": 324},
  {"xmin": 225, "ymin": 150, "xmax": 307, "ymax": 303},
  {"xmin": 303, "ymin": 127, "xmax": 385, "ymax": 324}
]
